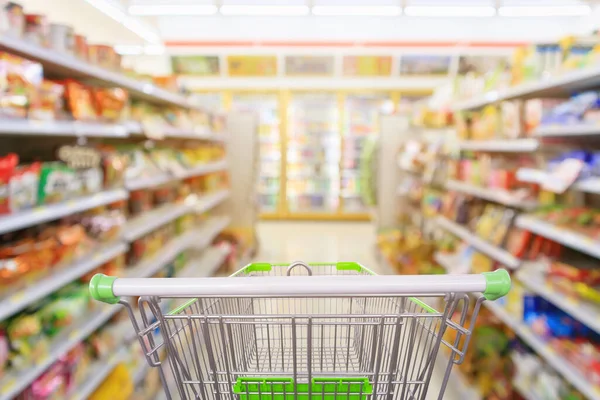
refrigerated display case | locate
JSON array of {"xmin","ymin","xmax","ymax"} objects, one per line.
[
  {"xmin": 191, "ymin": 91, "xmax": 225, "ymax": 112},
  {"xmin": 230, "ymin": 92, "xmax": 282, "ymax": 215},
  {"xmin": 341, "ymin": 93, "xmax": 394, "ymax": 213},
  {"xmin": 286, "ymin": 92, "xmax": 341, "ymax": 216}
]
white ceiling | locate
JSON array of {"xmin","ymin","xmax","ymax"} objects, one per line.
[{"xmin": 17, "ymin": 0, "xmax": 600, "ymax": 47}]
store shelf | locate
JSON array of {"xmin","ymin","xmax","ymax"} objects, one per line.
[
  {"xmin": 0, "ymin": 304, "xmax": 121, "ymax": 400},
  {"xmin": 516, "ymin": 215, "xmax": 600, "ymax": 259},
  {"xmin": 458, "ymin": 139, "xmax": 539, "ymax": 152},
  {"xmin": 517, "ymin": 268, "xmax": 600, "ymax": 335},
  {"xmin": 517, "ymin": 168, "xmax": 600, "ymax": 194},
  {"xmin": 445, "ymin": 180, "xmax": 537, "ymax": 210},
  {"xmin": 69, "ymin": 347, "xmax": 129, "ymax": 400},
  {"xmin": 453, "ymin": 65, "xmax": 600, "ymax": 111},
  {"xmin": 178, "ymin": 160, "xmax": 228, "ymax": 179},
  {"xmin": 0, "ymin": 35, "xmax": 194, "ymax": 109},
  {"xmin": 126, "ymin": 216, "xmax": 231, "ymax": 278},
  {"xmin": 484, "ymin": 301, "xmax": 600, "ymax": 400},
  {"xmin": 122, "ymin": 203, "xmax": 190, "ymax": 242},
  {"xmin": 177, "ymin": 246, "xmax": 230, "ymax": 278},
  {"xmin": 0, "ymin": 120, "xmax": 129, "ymax": 137},
  {"xmin": 163, "ymin": 126, "xmax": 227, "ymax": 142},
  {"xmin": 435, "ymin": 216, "xmax": 521, "ymax": 269},
  {"xmin": 0, "ymin": 241, "xmax": 127, "ymax": 321},
  {"xmin": 125, "ymin": 160, "xmax": 227, "ymax": 190},
  {"xmin": 0, "ymin": 189, "xmax": 128, "ymax": 235},
  {"xmin": 535, "ymin": 124, "xmax": 600, "ymax": 138}
]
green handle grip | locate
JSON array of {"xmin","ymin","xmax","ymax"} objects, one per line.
[
  {"xmin": 89, "ymin": 274, "xmax": 120, "ymax": 304},
  {"xmin": 482, "ymin": 269, "xmax": 511, "ymax": 301}
]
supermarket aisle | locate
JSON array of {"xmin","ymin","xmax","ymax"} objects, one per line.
[
  {"xmin": 255, "ymin": 221, "xmax": 459, "ymax": 400},
  {"xmin": 255, "ymin": 221, "xmax": 380, "ymax": 270}
]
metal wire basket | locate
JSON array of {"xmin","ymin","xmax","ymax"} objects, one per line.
[{"xmin": 90, "ymin": 261, "xmax": 510, "ymax": 400}]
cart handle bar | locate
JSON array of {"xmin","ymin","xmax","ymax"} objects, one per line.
[{"xmin": 89, "ymin": 269, "xmax": 510, "ymax": 304}]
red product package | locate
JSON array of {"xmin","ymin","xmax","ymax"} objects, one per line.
[{"xmin": 0, "ymin": 154, "xmax": 18, "ymax": 214}]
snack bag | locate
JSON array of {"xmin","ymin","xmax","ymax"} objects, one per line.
[
  {"xmin": 0, "ymin": 153, "xmax": 18, "ymax": 214},
  {"xmin": 92, "ymin": 88, "xmax": 128, "ymax": 122},
  {"xmin": 37, "ymin": 162, "xmax": 75, "ymax": 205},
  {"xmin": 61, "ymin": 79, "xmax": 96, "ymax": 121},
  {"xmin": 9, "ymin": 162, "xmax": 41, "ymax": 212}
]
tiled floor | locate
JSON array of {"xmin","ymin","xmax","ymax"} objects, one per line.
[{"xmin": 254, "ymin": 221, "xmax": 461, "ymax": 400}]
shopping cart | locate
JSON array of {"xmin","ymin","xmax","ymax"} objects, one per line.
[{"xmin": 89, "ymin": 261, "xmax": 510, "ymax": 400}]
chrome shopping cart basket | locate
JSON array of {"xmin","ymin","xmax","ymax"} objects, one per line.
[{"xmin": 89, "ymin": 261, "xmax": 510, "ymax": 400}]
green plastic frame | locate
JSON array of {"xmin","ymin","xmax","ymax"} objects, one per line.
[{"xmin": 233, "ymin": 377, "xmax": 373, "ymax": 400}]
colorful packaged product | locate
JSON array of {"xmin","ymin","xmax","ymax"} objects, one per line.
[
  {"xmin": 0, "ymin": 153, "xmax": 18, "ymax": 214},
  {"xmin": 37, "ymin": 162, "xmax": 75, "ymax": 205},
  {"xmin": 9, "ymin": 162, "xmax": 41, "ymax": 212},
  {"xmin": 0, "ymin": 52, "xmax": 43, "ymax": 118}
]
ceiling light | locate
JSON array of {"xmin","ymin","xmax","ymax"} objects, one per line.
[
  {"xmin": 123, "ymin": 18, "xmax": 161, "ymax": 43},
  {"xmin": 498, "ymin": 5, "xmax": 591, "ymax": 17},
  {"xmin": 84, "ymin": 0, "xmax": 162, "ymax": 43},
  {"xmin": 129, "ymin": 4, "xmax": 218, "ymax": 16},
  {"xmin": 220, "ymin": 5, "xmax": 310, "ymax": 16},
  {"xmin": 312, "ymin": 5, "xmax": 401, "ymax": 16},
  {"xmin": 404, "ymin": 6, "xmax": 496, "ymax": 17},
  {"xmin": 83, "ymin": 0, "xmax": 126, "ymax": 22}
]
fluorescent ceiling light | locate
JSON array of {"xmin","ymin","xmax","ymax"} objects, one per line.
[
  {"xmin": 220, "ymin": 5, "xmax": 309, "ymax": 16},
  {"xmin": 498, "ymin": 5, "xmax": 591, "ymax": 17},
  {"xmin": 84, "ymin": 0, "xmax": 162, "ymax": 43},
  {"xmin": 84, "ymin": 0, "xmax": 126, "ymax": 22},
  {"xmin": 123, "ymin": 18, "xmax": 161, "ymax": 43},
  {"xmin": 312, "ymin": 5, "xmax": 401, "ymax": 16},
  {"xmin": 129, "ymin": 4, "xmax": 218, "ymax": 16},
  {"xmin": 404, "ymin": 6, "xmax": 496, "ymax": 17}
]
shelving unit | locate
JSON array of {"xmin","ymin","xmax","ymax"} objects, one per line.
[
  {"xmin": 517, "ymin": 268, "xmax": 600, "ymax": 334},
  {"xmin": 484, "ymin": 301, "xmax": 600, "ymax": 400},
  {"xmin": 517, "ymin": 168, "xmax": 600, "ymax": 194},
  {"xmin": 457, "ymin": 138, "xmax": 539, "ymax": 152},
  {"xmin": 69, "ymin": 347, "xmax": 130, "ymax": 400},
  {"xmin": 452, "ymin": 64, "xmax": 600, "ymax": 112},
  {"xmin": 445, "ymin": 180, "xmax": 537, "ymax": 210},
  {"xmin": 516, "ymin": 215, "xmax": 600, "ymax": 259},
  {"xmin": 125, "ymin": 160, "xmax": 228, "ymax": 191},
  {"xmin": 0, "ymin": 189, "xmax": 128, "ymax": 235},
  {"xmin": 0, "ymin": 35, "xmax": 194, "ymax": 109},
  {"xmin": 435, "ymin": 216, "xmax": 521, "ymax": 269},
  {"xmin": 0, "ymin": 304, "xmax": 121, "ymax": 400},
  {"xmin": 0, "ymin": 240, "xmax": 127, "ymax": 321}
]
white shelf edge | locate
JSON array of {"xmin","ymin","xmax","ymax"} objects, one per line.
[
  {"xmin": 122, "ymin": 203, "xmax": 190, "ymax": 242},
  {"xmin": 458, "ymin": 138, "xmax": 539, "ymax": 152},
  {"xmin": 446, "ymin": 180, "xmax": 537, "ymax": 210},
  {"xmin": 0, "ymin": 304, "xmax": 121, "ymax": 400},
  {"xmin": 69, "ymin": 347, "xmax": 129, "ymax": 400},
  {"xmin": 0, "ymin": 189, "xmax": 128, "ymax": 235},
  {"xmin": 0, "ymin": 120, "xmax": 130, "ymax": 137},
  {"xmin": 0, "ymin": 241, "xmax": 127, "ymax": 321},
  {"xmin": 484, "ymin": 301, "xmax": 600, "ymax": 400},
  {"xmin": 435, "ymin": 216, "xmax": 520, "ymax": 269},
  {"xmin": 177, "ymin": 246, "xmax": 230, "ymax": 278},
  {"xmin": 535, "ymin": 124, "xmax": 600, "ymax": 138},
  {"xmin": 516, "ymin": 215, "xmax": 600, "ymax": 259},
  {"xmin": 0, "ymin": 35, "xmax": 194, "ymax": 109},
  {"xmin": 452, "ymin": 65, "xmax": 600, "ymax": 111},
  {"xmin": 517, "ymin": 168, "xmax": 600, "ymax": 194},
  {"xmin": 125, "ymin": 160, "xmax": 228, "ymax": 191},
  {"xmin": 126, "ymin": 216, "xmax": 231, "ymax": 278},
  {"xmin": 123, "ymin": 190, "xmax": 230, "ymax": 242},
  {"xmin": 517, "ymin": 268, "xmax": 600, "ymax": 335}
]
